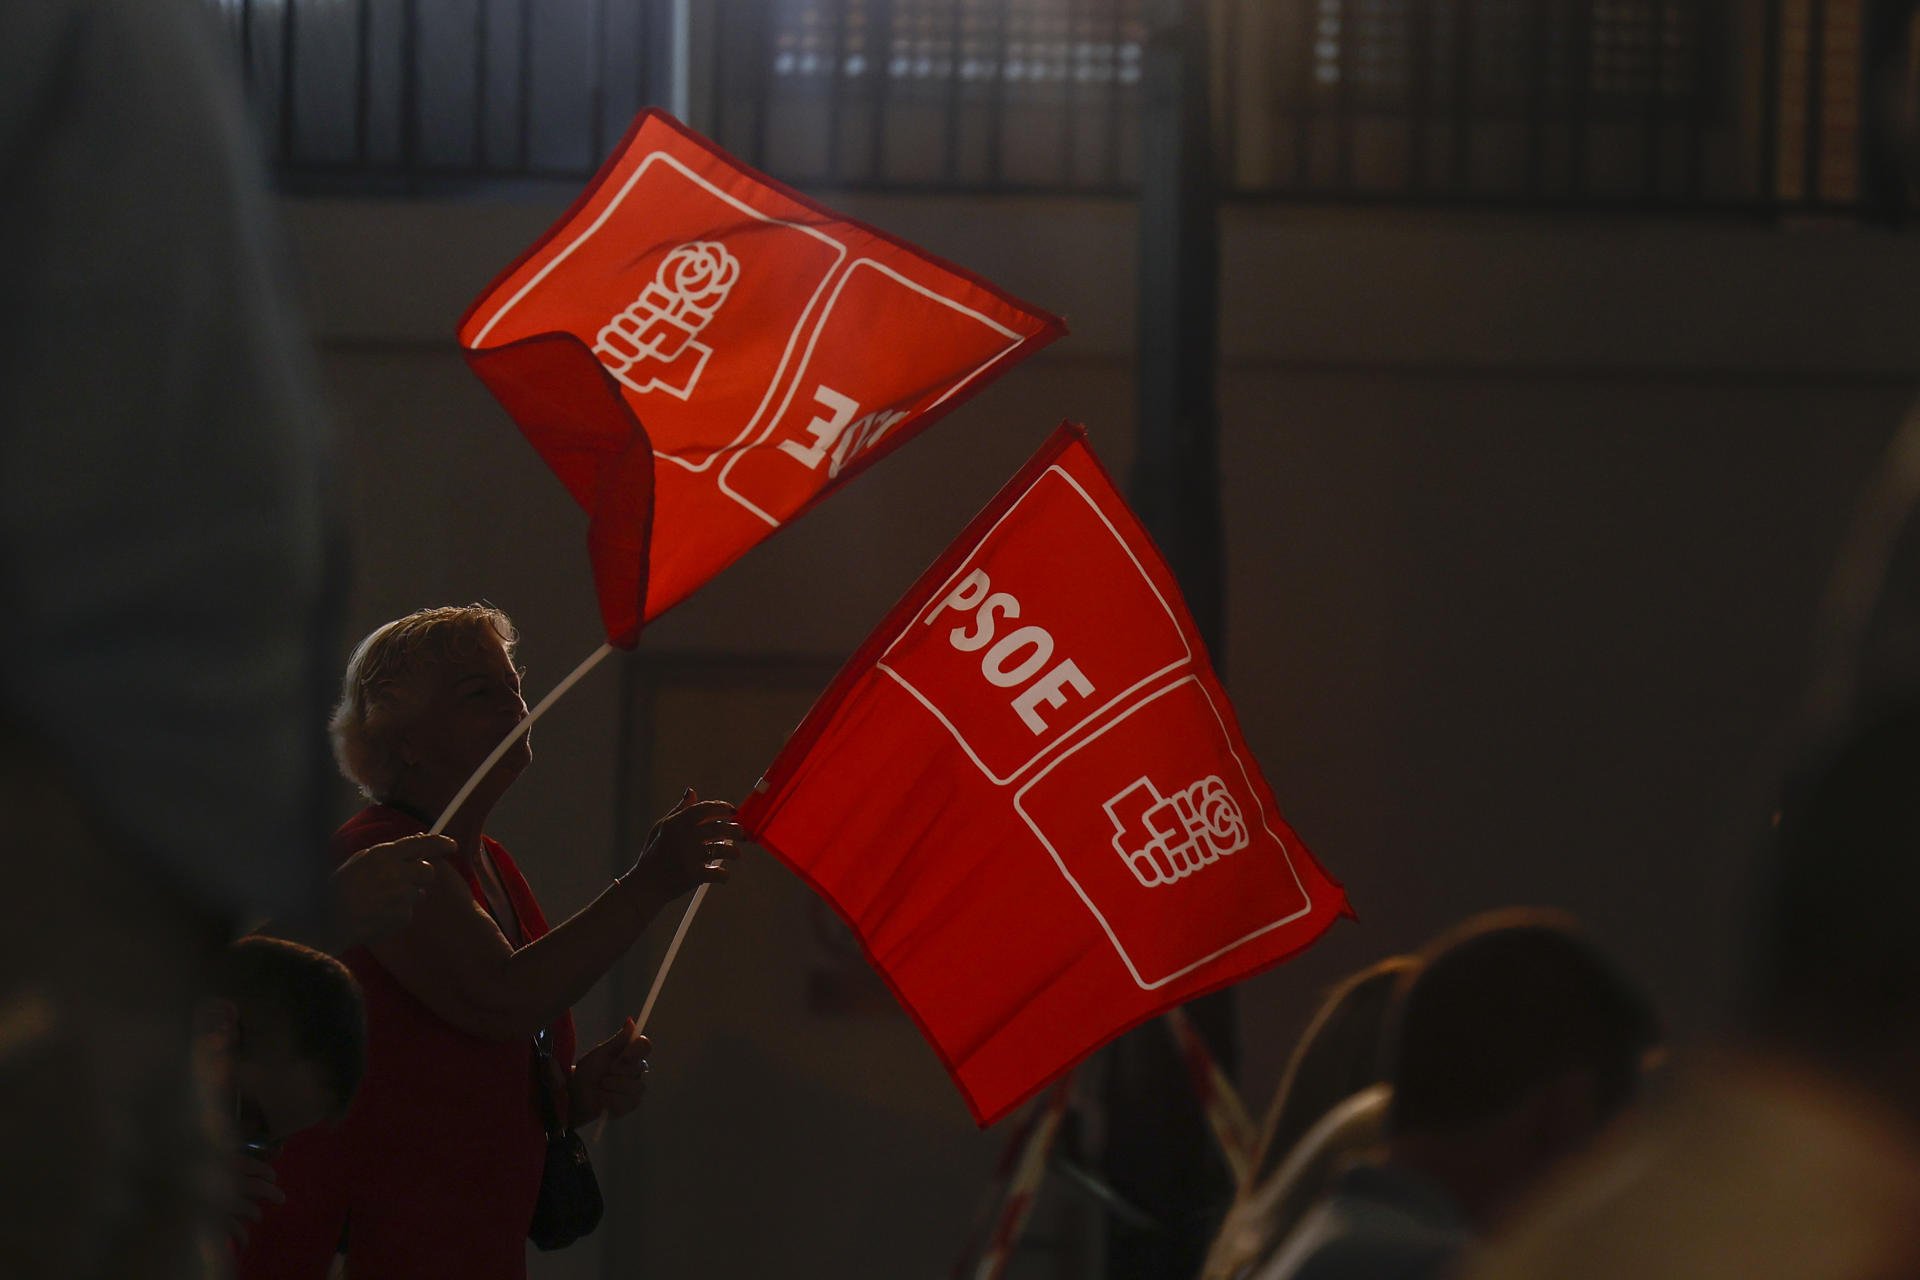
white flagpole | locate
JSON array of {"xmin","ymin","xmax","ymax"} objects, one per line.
[
  {"xmin": 428, "ymin": 641, "xmax": 614, "ymax": 835},
  {"xmin": 635, "ymin": 882, "xmax": 710, "ymax": 1034},
  {"xmin": 586, "ymin": 882, "xmax": 711, "ymax": 1148}
]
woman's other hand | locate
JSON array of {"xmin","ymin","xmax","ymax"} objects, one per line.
[
  {"xmin": 333, "ymin": 834, "xmax": 453, "ymax": 946},
  {"xmin": 569, "ymin": 1017, "xmax": 650, "ymax": 1127},
  {"xmin": 226, "ymin": 1150, "xmax": 286, "ymax": 1246},
  {"xmin": 621, "ymin": 789, "xmax": 742, "ymax": 909}
]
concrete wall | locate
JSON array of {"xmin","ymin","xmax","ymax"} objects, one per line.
[{"xmin": 286, "ymin": 191, "xmax": 1920, "ymax": 1278}]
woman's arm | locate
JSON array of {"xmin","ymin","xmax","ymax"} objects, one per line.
[{"xmin": 368, "ymin": 796, "xmax": 739, "ymax": 1042}]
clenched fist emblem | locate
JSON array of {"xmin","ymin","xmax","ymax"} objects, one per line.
[
  {"xmin": 593, "ymin": 241, "xmax": 741, "ymax": 400},
  {"xmin": 1104, "ymin": 774, "xmax": 1250, "ymax": 888}
]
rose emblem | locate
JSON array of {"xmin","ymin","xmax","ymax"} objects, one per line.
[
  {"xmin": 1191, "ymin": 777, "xmax": 1248, "ymax": 860},
  {"xmin": 660, "ymin": 241, "xmax": 739, "ymax": 316}
]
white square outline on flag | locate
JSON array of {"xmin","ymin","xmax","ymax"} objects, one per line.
[
  {"xmin": 465, "ymin": 148, "xmax": 846, "ymax": 476},
  {"xmin": 1012, "ymin": 673, "xmax": 1315, "ymax": 991},
  {"xmin": 715, "ymin": 257, "xmax": 1028, "ymax": 529},
  {"xmin": 873, "ymin": 464, "xmax": 1193, "ymax": 787}
]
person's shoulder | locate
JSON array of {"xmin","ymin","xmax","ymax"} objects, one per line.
[
  {"xmin": 1256, "ymin": 1175, "xmax": 1465, "ymax": 1280},
  {"xmin": 1264, "ymin": 1227, "xmax": 1458, "ymax": 1280},
  {"xmin": 1464, "ymin": 1056, "xmax": 1920, "ymax": 1280}
]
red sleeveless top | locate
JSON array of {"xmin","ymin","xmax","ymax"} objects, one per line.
[{"xmin": 236, "ymin": 805, "xmax": 578, "ymax": 1280}]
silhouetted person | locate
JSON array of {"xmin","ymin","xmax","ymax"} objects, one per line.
[
  {"xmin": 1467, "ymin": 703, "xmax": 1920, "ymax": 1280},
  {"xmin": 238, "ymin": 605, "xmax": 740, "ymax": 1280},
  {"xmin": 1, "ymin": 0, "xmax": 339, "ymax": 1275},
  {"xmin": 196, "ymin": 938, "xmax": 367, "ymax": 1247},
  {"xmin": 1255, "ymin": 910, "xmax": 1659, "ymax": 1280}
]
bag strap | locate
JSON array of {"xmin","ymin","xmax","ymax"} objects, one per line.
[{"xmin": 531, "ymin": 1027, "xmax": 566, "ymax": 1138}]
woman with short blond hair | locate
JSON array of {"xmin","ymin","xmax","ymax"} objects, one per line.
[{"xmin": 238, "ymin": 604, "xmax": 740, "ymax": 1280}]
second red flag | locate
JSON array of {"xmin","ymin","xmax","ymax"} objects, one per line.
[{"xmin": 742, "ymin": 423, "xmax": 1351, "ymax": 1125}]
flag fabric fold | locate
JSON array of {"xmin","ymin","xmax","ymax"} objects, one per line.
[
  {"xmin": 457, "ymin": 110, "xmax": 1065, "ymax": 646},
  {"xmin": 742, "ymin": 422, "xmax": 1351, "ymax": 1124}
]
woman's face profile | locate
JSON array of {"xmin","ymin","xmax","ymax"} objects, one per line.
[{"xmin": 402, "ymin": 634, "xmax": 532, "ymax": 793}]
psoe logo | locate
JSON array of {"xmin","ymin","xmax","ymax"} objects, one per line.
[
  {"xmin": 1103, "ymin": 775, "xmax": 1248, "ymax": 888},
  {"xmin": 592, "ymin": 241, "xmax": 741, "ymax": 399}
]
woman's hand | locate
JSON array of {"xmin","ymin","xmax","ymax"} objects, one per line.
[
  {"xmin": 225, "ymin": 1150, "xmax": 286, "ymax": 1246},
  {"xmin": 569, "ymin": 1017, "xmax": 650, "ymax": 1127},
  {"xmin": 333, "ymin": 834, "xmax": 453, "ymax": 946},
  {"xmin": 619, "ymin": 789, "xmax": 742, "ymax": 912}
]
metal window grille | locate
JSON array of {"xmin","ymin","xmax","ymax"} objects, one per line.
[
  {"xmin": 1221, "ymin": 0, "xmax": 1719, "ymax": 200},
  {"xmin": 712, "ymin": 0, "xmax": 1149, "ymax": 190},
  {"xmin": 225, "ymin": 0, "xmax": 1913, "ymax": 216},
  {"xmin": 212, "ymin": 0, "xmax": 671, "ymax": 190}
]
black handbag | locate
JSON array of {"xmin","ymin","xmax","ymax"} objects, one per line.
[{"xmin": 527, "ymin": 1026, "xmax": 604, "ymax": 1250}]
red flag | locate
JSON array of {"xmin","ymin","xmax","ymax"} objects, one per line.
[
  {"xmin": 740, "ymin": 423, "xmax": 1351, "ymax": 1124},
  {"xmin": 457, "ymin": 110, "xmax": 1065, "ymax": 646}
]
